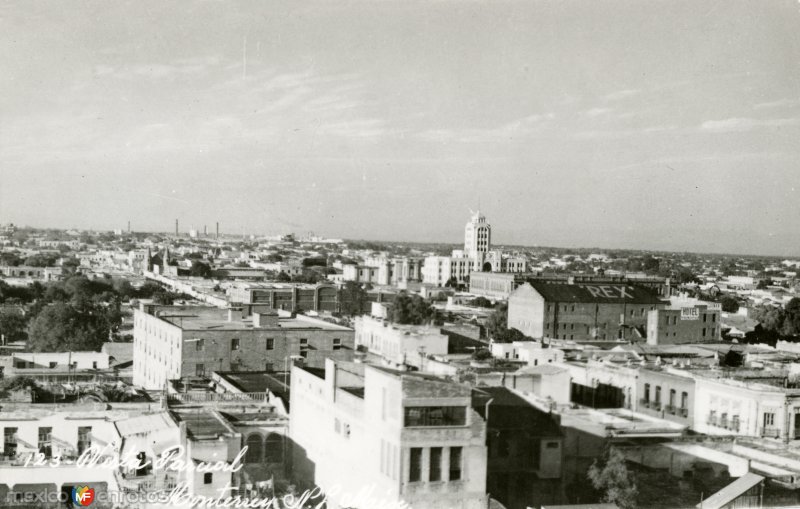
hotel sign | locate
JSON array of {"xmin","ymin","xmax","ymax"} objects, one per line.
[{"xmin": 681, "ymin": 307, "xmax": 699, "ymax": 320}]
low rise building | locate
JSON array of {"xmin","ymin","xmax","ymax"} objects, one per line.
[
  {"xmin": 133, "ymin": 304, "xmax": 354, "ymax": 390},
  {"xmin": 646, "ymin": 296, "xmax": 722, "ymax": 345},
  {"xmin": 354, "ymin": 315, "xmax": 448, "ymax": 369}
]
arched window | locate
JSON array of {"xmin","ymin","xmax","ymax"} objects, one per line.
[
  {"xmin": 265, "ymin": 433, "xmax": 283, "ymax": 463},
  {"xmin": 245, "ymin": 434, "xmax": 263, "ymax": 463}
]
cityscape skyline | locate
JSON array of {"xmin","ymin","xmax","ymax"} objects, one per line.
[{"xmin": 2, "ymin": 0, "xmax": 800, "ymax": 256}]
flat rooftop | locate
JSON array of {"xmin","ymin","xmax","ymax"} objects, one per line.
[
  {"xmin": 171, "ymin": 408, "xmax": 234, "ymax": 439},
  {"xmin": 154, "ymin": 306, "xmax": 352, "ymax": 332}
]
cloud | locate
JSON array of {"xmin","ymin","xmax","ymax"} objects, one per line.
[
  {"xmin": 417, "ymin": 112, "xmax": 556, "ymax": 143},
  {"xmin": 753, "ymin": 98, "xmax": 800, "ymax": 110},
  {"xmin": 700, "ymin": 117, "xmax": 800, "ymax": 132},
  {"xmin": 584, "ymin": 107, "xmax": 612, "ymax": 117},
  {"xmin": 604, "ymin": 89, "xmax": 641, "ymax": 101},
  {"xmin": 92, "ymin": 56, "xmax": 221, "ymax": 80}
]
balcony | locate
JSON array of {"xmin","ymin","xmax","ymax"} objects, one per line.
[
  {"xmin": 679, "ymin": 408, "xmax": 689, "ymax": 418},
  {"xmin": 762, "ymin": 427, "xmax": 780, "ymax": 439},
  {"xmin": 665, "ymin": 405, "xmax": 677, "ymax": 415},
  {"xmin": 639, "ymin": 398, "xmax": 651, "ymax": 409}
]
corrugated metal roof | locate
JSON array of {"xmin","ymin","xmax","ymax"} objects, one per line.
[
  {"xmin": 115, "ymin": 411, "xmax": 176, "ymax": 437},
  {"xmin": 696, "ymin": 472, "xmax": 764, "ymax": 509}
]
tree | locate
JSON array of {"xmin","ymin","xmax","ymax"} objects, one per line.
[
  {"xmin": 444, "ymin": 277, "xmax": 459, "ymax": 288},
  {"xmin": 472, "ymin": 348, "xmax": 492, "ymax": 361},
  {"xmin": 0, "ymin": 309, "xmax": 27, "ymax": 343},
  {"xmin": 486, "ymin": 303, "xmax": 508, "ymax": 339},
  {"xmin": 189, "ymin": 260, "xmax": 212, "ymax": 278},
  {"xmin": 469, "ymin": 296, "xmax": 494, "ymax": 308},
  {"xmin": 494, "ymin": 327, "xmax": 528, "ymax": 343},
  {"xmin": 782, "ymin": 298, "xmax": 800, "ymax": 336},
  {"xmin": 587, "ymin": 445, "xmax": 638, "ymax": 509},
  {"xmin": 719, "ymin": 295, "xmax": 739, "ymax": 314},
  {"xmin": 27, "ymin": 302, "xmax": 110, "ymax": 352},
  {"xmin": 340, "ymin": 281, "xmax": 368, "ymax": 317},
  {"xmin": 390, "ymin": 293, "xmax": 435, "ymax": 325}
]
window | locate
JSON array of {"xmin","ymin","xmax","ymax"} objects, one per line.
[
  {"xmin": 681, "ymin": 392, "xmax": 688, "ymax": 410},
  {"xmin": 655, "ymin": 386, "xmax": 661, "ymax": 405},
  {"xmin": 265, "ymin": 434, "xmax": 283, "ymax": 463},
  {"xmin": 3, "ymin": 427, "xmax": 18, "ymax": 459},
  {"xmin": 712, "ymin": 314, "xmax": 716, "ymax": 323},
  {"xmin": 409, "ymin": 448, "xmax": 422, "ymax": 482},
  {"xmin": 764, "ymin": 412, "xmax": 775, "ymax": 426},
  {"xmin": 430, "ymin": 447, "xmax": 442, "ymax": 482},
  {"xmin": 92, "ymin": 361, "xmax": 98, "ymax": 369},
  {"xmin": 195, "ymin": 363, "xmax": 205, "ymax": 377},
  {"xmin": 449, "ymin": 447, "xmax": 462, "ymax": 481},
  {"xmin": 300, "ymin": 338, "xmax": 308, "ymax": 346},
  {"xmin": 702, "ymin": 328, "xmax": 706, "ymax": 337},
  {"xmin": 49, "ymin": 362, "xmax": 57, "ymax": 369},
  {"xmin": 204, "ymin": 473, "xmax": 213, "ymax": 485},
  {"xmin": 404, "ymin": 407, "xmax": 467, "ymax": 427},
  {"xmin": 38, "ymin": 427, "xmax": 52, "ymax": 459},
  {"xmin": 77, "ymin": 426, "xmax": 92, "ymax": 455},
  {"xmin": 196, "ymin": 339, "xmax": 204, "ymax": 351},
  {"xmin": 265, "ymin": 362, "xmax": 274, "ymax": 372},
  {"xmin": 333, "ymin": 338, "xmax": 342, "ymax": 351},
  {"xmin": 266, "ymin": 338, "xmax": 274, "ymax": 350},
  {"xmin": 669, "ymin": 389, "xmax": 676, "ymax": 408},
  {"xmin": 231, "ymin": 338, "xmax": 240, "ymax": 350},
  {"xmin": 644, "ymin": 384, "xmax": 650, "ymax": 402}
]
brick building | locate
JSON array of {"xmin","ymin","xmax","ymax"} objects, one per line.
[
  {"xmin": 508, "ymin": 282, "xmax": 666, "ymax": 341},
  {"xmin": 133, "ymin": 304, "xmax": 354, "ymax": 390}
]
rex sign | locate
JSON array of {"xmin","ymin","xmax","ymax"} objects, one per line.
[{"xmin": 585, "ymin": 285, "xmax": 634, "ymax": 299}]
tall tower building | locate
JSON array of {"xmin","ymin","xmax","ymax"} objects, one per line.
[{"xmin": 464, "ymin": 210, "xmax": 491, "ymax": 259}]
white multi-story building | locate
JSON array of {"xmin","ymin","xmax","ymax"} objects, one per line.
[
  {"xmin": 422, "ymin": 212, "xmax": 526, "ymax": 287},
  {"xmin": 290, "ymin": 359, "xmax": 488, "ymax": 509},
  {"xmin": 354, "ymin": 315, "xmax": 449, "ymax": 369},
  {"xmin": 489, "ymin": 341, "xmax": 565, "ymax": 366}
]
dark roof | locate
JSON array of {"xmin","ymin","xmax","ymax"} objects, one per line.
[
  {"xmin": 340, "ymin": 386, "xmax": 365, "ymax": 399},
  {"xmin": 474, "ymin": 386, "xmax": 533, "ymax": 407},
  {"xmin": 528, "ymin": 282, "xmax": 665, "ymax": 305}
]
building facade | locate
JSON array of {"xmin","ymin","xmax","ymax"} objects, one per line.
[
  {"xmin": 508, "ymin": 282, "xmax": 666, "ymax": 341},
  {"xmin": 132, "ymin": 304, "xmax": 354, "ymax": 390},
  {"xmin": 290, "ymin": 359, "xmax": 488, "ymax": 509}
]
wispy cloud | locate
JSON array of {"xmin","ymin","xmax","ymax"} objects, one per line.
[
  {"xmin": 584, "ymin": 107, "xmax": 613, "ymax": 117},
  {"xmin": 700, "ymin": 117, "xmax": 800, "ymax": 132},
  {"xmin": 417, "ymin": 112, "xmax": 555, "ymax": 143},
  {"xmin": 93, "ymin": 56, "xmax": 222, "ymax": 80},
  {"xmin": 753, "ymin": 98, "xmax": 800, "ymax": 110},
  {"xmin": 604, "ymin": 89, "xmax": 641, "ymax": 101}
]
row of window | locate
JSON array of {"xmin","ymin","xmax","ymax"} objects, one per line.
[
  {"xmin": 2, "ymin": 426, "xmax": 91, "ymax": 459},
  {"xmin": 194, "ymin": 337, "xmax": 340, "ymax": 351},
  {"xmin": 409, "ymin": 447, "xmax": 462, "ymax": 483},
  {"xmin": 404, "ymin": 406, "xmax": 466, "ymax": 427},
  {"xmin": 642, "ymin": 384, "xmax": 689, "ymax": 411}
]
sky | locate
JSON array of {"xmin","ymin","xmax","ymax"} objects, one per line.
[{"xmin": 1, "ymin": 0, "xmax": 799, "ymax": 256}]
